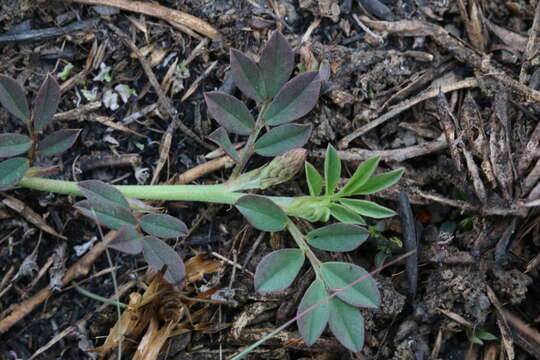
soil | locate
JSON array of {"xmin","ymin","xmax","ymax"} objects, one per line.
[{"xmin": 1, "ymin": 0, "xmax": 540, "ymax": 359}]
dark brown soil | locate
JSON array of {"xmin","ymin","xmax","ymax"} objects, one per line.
[{"xmin": 1, "ymin": 0, "xmax": 540, "ymax": 359}]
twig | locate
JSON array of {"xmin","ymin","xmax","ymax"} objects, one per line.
[
  {"xmin": 504, "ymin": 314, "xmax": 540, "ymax": 358},
  {"xmin": 399, "ymin": 191, "xmax": 418, "ymax": 298},
  {"xmin": 107, "ymin": 23, "xmax": 211, "ymax": 150},
  {"xmin": 359, "ymin": 17, "xmax": 540, "ymax": 102},
  {"xmin": 520, "ymin": 1, "xmax": 540, "ymax": 83},
  {"xmin": 0, "ymin": 232, "xmax": 114, "ymax": 334},
  {"xmin": 27, "ymin": 281, "xmax": 136, "ymax": 360},
  {"xmin": 415, "ymin": 189, "xmax": 527, "ymax": 217},
  {"xmin": 338, "ymin": 78, "xmax": 478, "ymax": 149},
  {"xmin": 62, "ymin": 0, "xmax": 220, "ymax": 39},
  {"xmin": 54, "ymin": 101, "xmax": 102, "ymax": 122},
  {"xmin": 211, "ymin": 252, "xmax": 255, "ymax": 277},
  {"xmin": 486, "ymin": 285, "xmax": 515, "ymax": 360},
  {"xmin": 180, "ymin": 60, "xmax": 218, "ymax": 102},
  {"xmin": 314, "ymin": 134, "xmax": 447, "ymax": 162},
  {"xmin": 168, "ymin": 156, "xmax": 235, "ymax": 185},
  {"xmin": 0, "ymin": 18, "xmax": 99, "ymax": 44}
]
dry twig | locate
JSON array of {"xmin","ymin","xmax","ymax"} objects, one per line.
[
  {"xmin": 107, "ymin": 23, "xmax": 210, "ymax": 151},
  {"xmin": 62, "ymin": 0, "xmax": 220, "ymax": 39},
  {"xmin": 338, "ymin": 78, "xmax": 478, "ymax": 149}
]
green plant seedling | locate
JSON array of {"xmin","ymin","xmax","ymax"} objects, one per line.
[{"xmin": 467, "ymin": 328, "xmax": 498, "ymax": 345}]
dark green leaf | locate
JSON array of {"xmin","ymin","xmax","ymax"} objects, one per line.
[
  {"xmin": 78, "ymin": 180, "xmax": 130, "ymax": 209},
  {"xmin": 306, "ymin": 224, "xmax": 369, "ymax": 252},
  {"xmin": 254, "ymin": 123, "xmax": 311, "ymax": 156},
  {"xmin": 0, "ymin": 75, "xmax": 30, "ymax": 121},
  {"xmin": 140, "ymin": 213, "xmax": 188, "ymax": 239},
  {"xmin": 338, "ymin": 199, "xmax": 396, "ymax": 219},
  {"xmin": 328, "ymin": 297, "xmax": 365, "ymax": 352},
  {"xmin": 235, "ymin": 195, "xmax": 287, "ymax": 232},
  {"xmin": 37, "ymin": 129, "xmax": 81, "ymax": 157},
  {"xmin": 0, "ymin": 133, "xmax": 31, "ymax": 157},
  {"xmin": 324, "ymin": 144, "xmax": 341, "ymax": 195},
  {"xmin": 297, "ymin": 279, "xmax": 330, "ymax": 345},
  {"xmin": 207, "ymin": 127, "xmax": 240, "ymax": 163},
  {"xmin": 204, "ymin": 91, "xmax": 255, "ymax": 135},
  {"xmin": 74, "ymin": 199, "xmax": 137, "ymax": 230},
  {"xmin": 305, "ymin": 161, "xmax": 323, "ymax": 196},
  {"xmin": 329, "ymin": 204, "xmax": 366, "ymax": 225},
  {"xmin": 260, "ymin": 31, "xmax": 294, "ymax": 98},
  {"xmin": 320, "ymin": 262, "xmax": 380, "ymax": 308},
  {"xmin": 255, "ymin": 248, "xmax": 305, "ymax": 292},
  {"xmin": 230, "ymin": 49, "xmax": 266, "ymax": 101},
  {"xmin": 352, "ymin": 168, "xmax": 404, "ymax": 195},
  {"xmin": 109, "ymin": 225, "xmax": 143, "ymax": 254},
  {"xmin": 340, "ymin": 156, "xmax": 380, "ymax": 196},
  {"xmin": 142, "ymin": 235, "xmax": 185, "ymax": 285},
  {"xmin": 263, "ymin": 71, "xmax": 320, "ymax": 126},
  {"xmin": 476, "ymin": 331, "xmax": 497, "ymax": 341},
  {"xmin": 0, "ymin": 157, "xmax": 28, "ymax": 190},
  {"xmin": 469, "ymin": 336, "xmax": 484, "ymax": 345},
  {"xmin": 33, "ymin": 74, "xmax": 61, "ymax": 131}
]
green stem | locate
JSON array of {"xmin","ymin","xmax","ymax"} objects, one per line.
[
  {"xmin": 18, "ymin": 176, "xmax": 243, "ymax": 204},
  {"xmin": 17, "ymin": 176, "xmax": 297, "ymax": 211},
  {"xmin": 286, "ymin": 221, "xmax": 322, "ymax": 270},
  {"xmin": 230, "ymin": 102, "xmax": 269, "ymax": 179}
]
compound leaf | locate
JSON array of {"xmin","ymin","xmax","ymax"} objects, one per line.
[
  {"xmin": 140, "ymin": 213, "xmax": 188, "ymax": 239},
  {"xmin": 74, "ymin": 199, "xmax": 137, "ymax": 230},
  {"xmin": 0, "ymin": 75, "xmax": 30, "ymax": 121},
  {"xmin": 37, "ymin": 129, "xmax": 81, "ymax": 157},
  {"xmin": 235, "ymin": 195, "xmax": 287, "ymax": 232},
  {"xmin": 351, "ymin": 168, "xmax": 404, "ymax": 195},
  {"xmin": 207, "ymin": 127, "xmax": 240, "ymax": 163},
  {"xmin": 306, "ymin": 224, "xmax": 369, "ymax": 252},
  {"xmin": 0, "ymin": 133, "xmax": 31, "ymax": 158},
  {"xmin": 338, "ymin": 199, "xmax": 396, "ymax": 219},
  {"xmin": 108, "ymin": 225, "xmax": 143, "ymax": 254},
  {"xmin": 340, "ymin": 156, "xmax": 380, "ymax": 196},
  {"xmin": 0, "ymin": 157, "xmax": 28, "ymax": 190},
  {"xmin": 142, "ymin": 235, "xmax": 185, "ymax": 285},
  {"xmin": 254, "ymin": 123, "xmax": 311, "ymax": 156},
  {"xmin": 263, "ymin": 71, "xmax": 320, "ymax": 126},
  {"xmin": 254, "ymin": 248, "xmax": 305, "ymax": 292},
  {"xmin": 33, "ymin": 74, "xmax": 61, "ymax": 131},
  {"xmin": 204, "ymin": 91, "xmax": 255, "ymax": 135},
  {"xmin": 260, "ymin": 31, "xmax": 294, "ymax": 98},
  {"xmin": 329, "ymin": 204, "xmax": 366, "ymax": 225},
  {"xmin": 328, "ymin": 297, "xmax": 365, "ymax": 352},
  {"xmin": 230, "ymin": 49, "xmax": 266, "ymax": 102},
  {"xmin": 297, "ymin": 279, "xmax": 330, "ymax": 345},
  {"xmin": 305, "ymin": 161, "xmax": 323, "ymax": 196},
  {"xmin": 78, "ymin": 180, "xmax": 130, "ymax": 209},
  {"xmin": 320, "ymin": 262, "xmax": 380, "ymax": 308},
  {"xmin": 324, "ymin": 144, "xmax": 341, "ymax": 195}
]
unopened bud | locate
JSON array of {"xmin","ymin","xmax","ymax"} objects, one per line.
[
  {"xmin": 260, "ymin": 148, "xmax": 307, "ymax": 189},
  {"xmin": 299, "ymin": 46, "xmax": 319, "ymax": 71}
]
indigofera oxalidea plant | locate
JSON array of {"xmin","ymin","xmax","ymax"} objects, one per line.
[{"xmin": 0, "ymin": 32, "xmax": 403, "ymax": 352}]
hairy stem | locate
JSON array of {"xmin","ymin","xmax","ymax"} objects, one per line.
[
  {"xmin": 230, "ymin": 102, "xmax": 269, "ymax": 179},
  {"xmin": 17, "ymin": 176, "xmax": 296, "ymax": 210},
  {"xmin": 286, "ymin": 221, "xmax": 322, "ymax": 269},
  {"xmin": 18, "ymin": 176, "xmax": 243, "ymax": 204}
]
